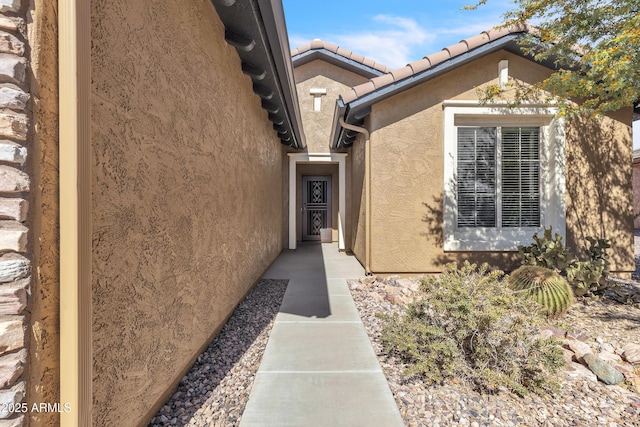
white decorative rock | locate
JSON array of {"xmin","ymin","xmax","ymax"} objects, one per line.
[
  {"xmin": 0, "ymin": 16, "xmax": 19, "ymax": 32},
  {"xmin": 622, "ymin": 343, "xmax": 640, "ymax": 364},
  {"xmin": 0, "ymin": 221, "xmax": 27, "ymax": 252},
  {"xmin": 0, "ymin": 382, "xmax": 24, "ymax": 420},
  {"xmin": 0, "ymin": 278, "xmax": 27, "ymax": 315},
  {"xmin": 0, "ymin": 54, "xmax": 24, "ymax": 85},
  {"xmin": 0, "ymin": 32, "xmax": 22, "ymax": 56},
  {"xmin": 0, "ymin": 253, "xmax": 28, "ymax": 282},
  {"xmin": 0, "ymin": 349, "xmax": 25, "ymax": 388},
  {"xmin": 0, "ymin": 87, "xmax": 27, "ymax": 110},
  {"xmin": 0, "ymin": 198, "xmax": 26, "ymax": 222},
  {"xmin": 0, "ymin": 319, "xmax": 23, "ymax": 356},
  {"xmin": 0, "ymin": 113, "xmax": 26, "ymax": 141},
  {"xmin": 565, "ymin": 361, "xmax": 598, "ymax": 382},
  {"xmin": 0, "ymin": 0, "xmax": 20, "ymax": 14},
  {"xmin": 0, "ymin": 140, "xmax": 26, "ymax": 165},
  {"xmin": 564, "ymin": 338, "xmax": 593, "ymax": 359},
  {"xmin": 0, "ymin": 166, "xmax": 28, "ymax": 192}
]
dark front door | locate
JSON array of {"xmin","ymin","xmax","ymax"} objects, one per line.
[{"xmin": 302, "ymin": 176, "xmax": 332, "ymax": 241}]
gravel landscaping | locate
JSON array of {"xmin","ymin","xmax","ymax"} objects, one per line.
[
  {"xmin": 150, "ymin": 236, "xmax": 640, "ymax": 426},
  {"xmin": 148, "ymin": 279, "xmax": 287, "ymax": 427}
]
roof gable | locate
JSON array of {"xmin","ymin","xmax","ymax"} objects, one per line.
[
  {"xmin": 292, "ymin": 39, "xmax": 389, "ymax": 79},
  {"xmin": 332, "ymin": 24, "xmax": 555, "ymax": 148}
]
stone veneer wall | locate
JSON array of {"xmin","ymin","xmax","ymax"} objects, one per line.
[{"xmin": 0, "ymin": 1, "xmax": 31, "ymax": 426}]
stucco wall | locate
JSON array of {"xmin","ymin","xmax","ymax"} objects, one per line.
[
  {"xmin": 28, "ymin": 1, "xmax": 60, "ymax": 426},
  {"xmin": 633, "ymin": 160, "xmax": 640, "ymax": 229},
  {"xmin": 366, "ymin": 50, "xmax": 633, "ymax": 273},
  {"xmin": 294, "ymin": 60, "xmax": 368, "ymax": 153},
  {"xmin": 350, "ymin": 132, "xmax": 367, "ymax": 265},
  {"xmin": 91, "ymin": 1, "xmax": 284, "ymax": 425}
]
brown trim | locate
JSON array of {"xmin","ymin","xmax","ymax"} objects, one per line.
[{"xmin": 59, "ymin": 0, "xmax": 92, "ymax": 425}]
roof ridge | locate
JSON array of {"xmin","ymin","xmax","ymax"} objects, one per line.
[
  {"xmin": 291, "ymin": 39, "xmax": 390, "ymax": 73},
  {"xmin": 340, "ymin": 24, "xmax": 535, "ymax": 104}
]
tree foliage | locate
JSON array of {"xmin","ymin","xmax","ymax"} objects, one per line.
[{"xmin": 467, "ymin": 0, "xmax": 640, "ymax": 117}]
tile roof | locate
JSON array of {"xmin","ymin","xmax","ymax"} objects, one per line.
[
  {"xmin": 340, "ymin": 24, "xmax": 536, "ymax": 104},
  {"xmin": 291, "ymin": 39, "xmax": 391, "ymax": 74}
]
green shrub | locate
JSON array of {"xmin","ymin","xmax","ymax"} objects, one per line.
[
  {"xmin": 518, "ymin": 227, "xmax": 574, "ymax": 271},
  {"xmin": 517, "ymin": 227, "xmax": 613, "ymax": 297},
  {"xmin": 379, "ymin": 262, "xmax": 564, "ymax": 396},
  {"xmin": 508, "ymin": 265, "xmax": 574, "ymax": 317}
]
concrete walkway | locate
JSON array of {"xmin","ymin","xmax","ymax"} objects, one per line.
[{"xmin": 240, "ymin": 243, "xmax": 404, "ymax": 427}]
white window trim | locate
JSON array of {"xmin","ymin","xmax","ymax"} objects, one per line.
[{"xmin": 443, "ymin": 102, "xmax": 566, "ymax": 251}]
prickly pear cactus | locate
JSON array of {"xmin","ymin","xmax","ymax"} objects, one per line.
[{"xmin": 508, "ymin": 265, "xmax": 574, "ymax": 317}]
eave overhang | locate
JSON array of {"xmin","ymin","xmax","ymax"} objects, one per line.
[
  {"xmin": 292, "ymin": 49, "xmax": 387, "ymax": 79},
  {"xmin": 211, "ymin": 0, "xmax": 305, "ymax": 149},
  {"xmin": 332, "ymin": 34, "xmax": 559, "ymax": 149}
]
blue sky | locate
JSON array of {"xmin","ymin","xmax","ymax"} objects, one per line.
[{"xmin": 282, "ymin": 0, "xmax": 515, "ymax": 69}]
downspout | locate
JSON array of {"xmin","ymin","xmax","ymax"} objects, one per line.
[
  {"xmin": 339, "ymin": 117, "xmax": 372, "ymax": 274},
  {"xmin": 59, "ymin": 0, "xmax": 92, "ymax": 425}
]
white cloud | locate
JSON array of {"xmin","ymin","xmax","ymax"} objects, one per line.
[{"xmin": 289, "ymin": 14, "xmax": 435, "ymax": 68}]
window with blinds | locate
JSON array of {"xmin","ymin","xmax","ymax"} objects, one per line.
[{"xmin": 457, "ymin": 126, "xmax": 540, "ymax": 229}]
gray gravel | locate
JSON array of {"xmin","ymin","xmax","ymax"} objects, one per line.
[{"xmin": 148, "ymin": 279, "xmax": 287, "ymax": 427}]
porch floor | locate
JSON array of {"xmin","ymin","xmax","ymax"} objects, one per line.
[{"xmin": 240, "ymin": 242, "xmax": 404, "ymax": 426}]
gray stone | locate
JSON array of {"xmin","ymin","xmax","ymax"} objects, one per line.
[
  {"xmin": 0, "ymin": 32, "xmax": 22, "ymax": 56},
  {"xmin": 583, "ymin": 353, "xmax": 624, "ymax": 385},
  {"xmin": 0, "ymin": 278, "xmax": 27, "ymax": 315},
  {"xmin": 0, "ymin": 318, "xmax": 23, "ymax": 356},
  {"xmin": 0, "ymin": 382, "xmax": 24, "ymax": 420},
  {"xmin": 0, "ymin": 55, "xmax": 24, "ymax": 85},
  {"xmin": 0, "ymin": 253, "xmax": 28, "ymax": 282},
  {"xmin": 598, "ymin": 350, "xmax": 622, "ymax": 363},
  {"xmin": 0, "ymin": 166, "xmax": 28, "ymax": 192},
  {"xmin": 0, "ymin": 141, "xmax": 25, "ymax": 165},
  {"xmin": 0, "ymin": 113, "xmax": 26, "ymax": 141},
  {"xmin": 0, "ymin": 87, "xmax": 27, "ymax": 111},
  {"xmin": 541, "ymin": 325, "xmax": 566, "ymax": 339},
  {"xmin": 566, "ymin": 328, "xmax": 588, "ymax": 342},
  {"xmin": 0, "ymin": 0, "xmax": 20, "ymax": 13},
  {"xmin": 0, "ymin": 198, "xmax": 26, "ymax": 222},
  {"xmin": 622, "ymin": 343, "xmax": 640, "ymax": 364},
  {"xmin": 0, "ymin": 221, "xmax": 27, "ymax": 252},
  {"xmin": 0, "ymin": 349, "xmax": 25, "ymax": 388}
]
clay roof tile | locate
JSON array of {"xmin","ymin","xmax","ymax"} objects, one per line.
[
  {"xmin": 323, "ymin": 41, "xmax": 339, "ymax": 53},
  {"xmin": 336, "ymin": 47, "xmax": 352, "ymax": 58},
  {"xmin": 310, "ymin": 39, "xmax": 324, "ymax": 49},
  {"xmin": 462, "ymin": 33, "xmax": 491, "ymax": 51},
  {"xmin": 350, "ymin": 52, "xmax": 365, "ymax": 63},
  {"xmin": 371, "ymin": 72, "xmax": 396, "ymax": 89},
  {"xmin": 389, "ymin": 66, "xmax": 414, "ymax": 82},
  {"xmin": 352, "ymin": 81, "xmax": 376, "ymax": 98},
  {"xmin": 443, "ymin": 42, "xmax": 469, "ymax": 57},
  {"xmin": 408, "ymin": 58, "xmax": 432, "ymax": 75},
  {"xmin": 340, "ymin": 88, "xmax": 359, "ymax": 104},
  {"xmin": 424, "ymin": 50, "xmax": 451, "ymax": 68}
]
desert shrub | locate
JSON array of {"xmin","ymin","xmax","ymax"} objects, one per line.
[
  {"xmin": 508, "ymin": 265, "xmax": 574, "ymax": 317},
  {"xmin": 380, "ymin": 262, "xmax": 564, "ymax": 396},
  {"xmin": 518, "ymin": 227, "xmax": 613, "ymax": 297}
]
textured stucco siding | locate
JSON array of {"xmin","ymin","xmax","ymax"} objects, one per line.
[
  {"xmin": 28, "ymin": 1, "xmax": 60, "ymax": 426},
  {"xmin": 294, "ymin": 60, "xmax": 368, "ymax": 152},
  {"xmin": 367, "ymin": 51, "xmax": 633, "ymax": 273},
  {"xmin": 91, "ymin": 1, "xmax": 283, "ymax": 425},
  {"xmin": 634, "ymin": 161, "xmax": 640, "ymax": 229},
  {"xmin": 350, "ymin": 132, "xmax": 367, "ymax": 265}
]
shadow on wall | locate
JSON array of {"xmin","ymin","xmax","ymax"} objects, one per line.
[
  {"xmin": 420, "ymin": 194, "xmax": 520, "ymax": 271},
  {"xmin": 565, "ymin": 114, "xmax": 634, "ymax": 270}
]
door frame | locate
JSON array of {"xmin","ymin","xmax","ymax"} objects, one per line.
[{"xmin": 288, "ymin": 153, "xmax": 347, "ymax": 250}]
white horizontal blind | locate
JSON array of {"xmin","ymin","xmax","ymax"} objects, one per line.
[
  {"xmin": 457, "ymin": 127, "xmax": 496, "ymax": 227},
  {"xmin": 501, "ymin": 127, "xmax": 540, "ymax": 227},
  {"xmin": 456, "ymin": 126, "xmax": 540, "ymax": 229}
]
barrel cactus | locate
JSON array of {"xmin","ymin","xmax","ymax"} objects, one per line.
[{"xmin": 508, "ymin": 265, "xmax": 574, "ymax": 317}]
